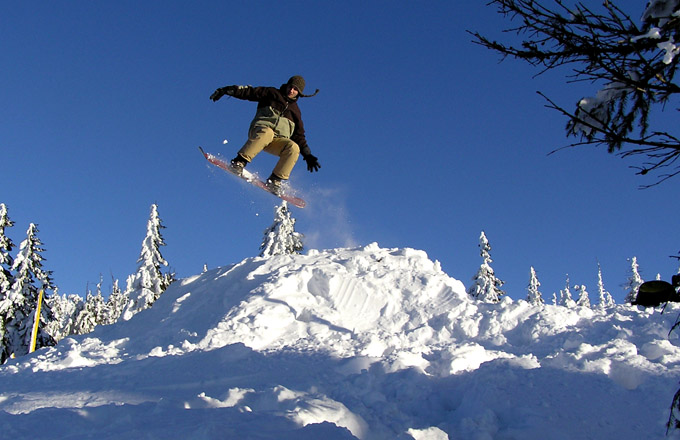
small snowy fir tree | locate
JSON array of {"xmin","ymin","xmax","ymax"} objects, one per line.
[
  {"xmin": 259, "ymin": 202, "xmax": 303, "ymax": 257},
  {"xmin": 101, "ymin": 279, "xmax": 128, "ymax": 326},
  {"xmin": 526, "ymin": 266, "xmax": 544, "ymax": 306},
  {"xmin": 93, "ymin": 277, "xmax": 109, "ymax": 324},
  {"xmin": 74, "ymin": 278, "xmax": 112, "ymax": 334},
  {"xmin": 73, "ymin": 287, "xmax": 106, "ymax": 335},
  {"xmin": 0, "ymin": 204, "xmax": 16, "ymax": 361},
  {"xmin": 467, "ymin": 231, "xmax": 505, "ymax": 303},
  {"xmin": 0, "ymin": 204, "xmax": 15, "ymax": 301},
  {"xmin": 623, "ymin": 257, "xmax": 644, "ymax": 304},
  {"xmin": 596, "ymin": 264, "xmax": 615, "ymax": 310},
  {"xmin": 123, "ymin": 204, "xmax": 174, "ymax": 320},
  {"xmin": 45, "ymin": 293, "xmax": 83, "ymax": 342},
  {"xmin": 559, "ymin": 275, "xmax": 577, "ymax": 308},
  {"xmin": 575, "ymin": 285, "xmax": 591, "ymax": 308},
  {"xmin": 1, "ymin": 224, "xmax": 56, "ymax": 361}
]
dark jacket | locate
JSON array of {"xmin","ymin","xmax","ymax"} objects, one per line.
[{"xmin": 230, "ymin": 85, "xmax": 312, "ymax": 157}]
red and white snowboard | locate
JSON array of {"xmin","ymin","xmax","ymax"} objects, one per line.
[{"xmin": 199, "ymin": 147, "xmax": 306, "ymax": 208}]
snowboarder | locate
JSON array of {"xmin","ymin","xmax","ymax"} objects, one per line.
[{"xmin": 209, "ymin": 76, "xmax": 321, "ymax": 194}]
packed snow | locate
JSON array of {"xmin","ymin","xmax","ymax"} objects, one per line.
[{"xmin": 1, "ymin": 243, "xmax": 680, "ymax": 439}]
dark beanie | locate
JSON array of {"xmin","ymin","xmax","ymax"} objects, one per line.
[
  {"xmin": 286, "ymin": 75, "xmax": 319, "ymax": 97},
  {"xmin": 287, "ymin": 76, "xmax": 306, "ymax": 94}
]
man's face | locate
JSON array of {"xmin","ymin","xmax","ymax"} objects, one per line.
[{"xmin": 287, "ymin": 86, "xmax": 299, "ymax": 99}]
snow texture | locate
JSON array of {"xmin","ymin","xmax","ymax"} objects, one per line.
[{"xmin": 1, "ymin": 243, "xmax": 680, "ymax": 439}]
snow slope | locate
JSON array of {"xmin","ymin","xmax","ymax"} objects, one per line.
[{"xmin": 1, "ymin": 243, "xmax": 680, "ymax": 439}]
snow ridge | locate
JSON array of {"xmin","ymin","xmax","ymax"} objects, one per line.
[{"xmin": 1, "ymin": 243, "xmax": 680, "ymax": 439}]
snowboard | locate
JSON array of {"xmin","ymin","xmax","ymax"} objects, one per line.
[{"xmin": 199, "ymin": 147, "xmax": 306, "ymax": 208}]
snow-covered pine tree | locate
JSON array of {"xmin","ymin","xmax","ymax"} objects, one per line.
[
  {"xmin": 467, "ymin": 231, "xmax": 505, "ymax": 303},
  {"xmin": 101, "ymin": 279, "xmax": 128, "ymax": 326},
  {"xmin": 93, "ymin": 277, "xmax": 108, "ymax": 325},
  {"xmin": 45, "ymin": 293, "xmax": 83, "ymax": 342},
  {"xmin": 0, "ymin": 204, "xmax": 15, "ymax": 301},
  {"xmin": 559, "ymin": 275, "xmax": 576, "ymax": 308},
  {"xmin": 1, "ymin": 224, "xmax": 56, "ymax": 361},
  {"xmin": 575, "ymin": 284, "xmax": 591, "ymax": 308},
  {"xmin": 123, "ymin": 204, "xmax": 174, "ymax": 320},
  {"xmin": 0, "ymin": 204, "xmax": 16, "ymax": 362},
  {"xmin": 596, "ymin": 264, "xmax": 615, "ymax": 310},
  {"xmin": 624, "ymin": 257, "xmax": 644, "ymax": 304},
  {"xmin": 260, "ymin": 202, "xmax": 303, "ymax": 257},
  {"xmin": 74, "ymin": 278, "xmax": 109, "ymax": 334},
  {"xmin": 526, "ymin": 266, "xmax": 544, "ymax": 306},
  {"xmin": 73, "ymin": 287, "xmax": 105, "ymax": 335}
]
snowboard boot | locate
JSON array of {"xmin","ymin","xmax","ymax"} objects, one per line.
[
  {"xmin": 265, "ymin": 174, "xmax": 284, "ymax": 195},
  {"xmin": 230, "ymin": 155, "xmax": 247, "ymax": 176}
]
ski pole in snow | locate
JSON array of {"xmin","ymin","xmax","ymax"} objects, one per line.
[{"xmin": 29, "ymin": 289, "xmax": 44, "ymax": 353}]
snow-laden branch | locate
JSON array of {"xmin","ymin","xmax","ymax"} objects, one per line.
[{"xmin": 471, "ymin": 0, "xmax": 680, "ymax": 185}]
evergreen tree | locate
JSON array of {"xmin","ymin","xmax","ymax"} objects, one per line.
[
  {"xmin": 93, "ymin": 277, "xmax": 108, "ymax": 324},
  {"xmin": 2, "ymin": 224, "xmax": 56, "ymax": 361},
  {"xmin": 559, "ymin": 275, "xmax": 576, "ymax": 308},
  {"xmin": 596, "ymin": 264, "xmax": 615, "ymax": 309},
  {"xmin": 260, "ymin": 202, "xmax": 304, "ymax": 257},
  {"xmin": 526, "ymin": 266, "xmax": 544, "ymax": 306},
  {"xmin": 102, "ymin": 279, "xmax": 128, "ymax": 326},
  {"xmin": 0, "ymin": 204, "xmax": 15, "ymax": 300},
  {"xmin": 624, "ymin": 257, "xmax": 644, "ymax": 304},
  {"xmin": 45, "ymin": 293, "xmax": 83, "ymax": 342},
  {"xmin": 123, "ymin": 204, "xmax": 174, "ymax": 320},
  {"xmin": 575, "ymin": 284, "xmax": 591, "ymax": 308},
  {"xmin": 73, "ymin": 279, "xmax": 108, "ymax": 333},
  {"xmin": 467, "ymin": 231, "xmax": 505, "ymax": 303},
  {"xmin": 0, "ymin": 204, "xmax": 16, "ymax": 363},
  {"xmin": 73, "ymin": 289, "xmax": 103, "ymax": 335}
]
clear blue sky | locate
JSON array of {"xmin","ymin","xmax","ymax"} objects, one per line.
[{"xmin": 2, "ymin": 1, "xmax": 678, "ymax": 301}]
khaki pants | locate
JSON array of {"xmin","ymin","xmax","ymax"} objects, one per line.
[{"xmin": 238, "ymin": 126, "xmax": 300, "ymax": 180}]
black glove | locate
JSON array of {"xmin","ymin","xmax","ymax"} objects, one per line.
[
  {"xmin": 210, "ymin": 86, "xmax": 237, "ymax": 102},
  {"xmin": 304, "ymin": 154, "xmax": 321, "ymax": 172}
]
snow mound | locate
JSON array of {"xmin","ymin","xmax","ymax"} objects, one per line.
[{"xmin": 2, "ymin": 243, "xmax": 680, "ymax": 439}]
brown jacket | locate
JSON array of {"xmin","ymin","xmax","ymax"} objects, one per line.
[{"xmin": 230, "ymin": 85, "xmax": 312, "ymax": 158}]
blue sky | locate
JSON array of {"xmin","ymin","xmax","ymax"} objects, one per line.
[{"xmin": 2, "ymin": 1, "xmax": 678, "ymax": 301}]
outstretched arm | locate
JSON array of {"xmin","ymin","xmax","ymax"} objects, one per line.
[
  {"xmin": 210, "ymin": 85, "xmax": 272, "ymax": 102},
  {"xmin": 209, "ymin": 85, "xmax": 238, "ymax": 102}
]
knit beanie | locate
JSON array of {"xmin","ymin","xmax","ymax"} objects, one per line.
[
  {"xmin": 287, "ymin": 76, "xmax": 306, "ymax": 94},
  {"xmin": 286, "ymin": 75, "xmax": 319, "ymax": 97}
]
